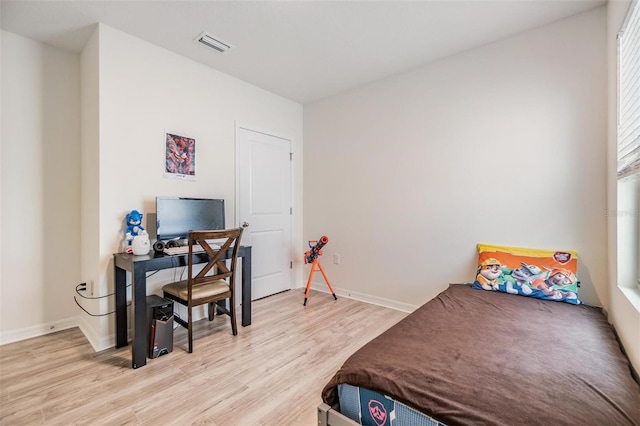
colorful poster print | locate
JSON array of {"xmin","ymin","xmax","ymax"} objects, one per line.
[{"xmin": 164, "ymin": 131, "xmax": 195, "ymax": 180}]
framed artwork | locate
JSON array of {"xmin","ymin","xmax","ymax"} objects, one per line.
[{"xmin": 164, "ymin": 130, "xmax": 196, "ymax": 180}]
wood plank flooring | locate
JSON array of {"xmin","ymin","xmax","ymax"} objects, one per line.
[{"xmin": 0, "ymin": 289, "xmax": 407, "ymax": 425}]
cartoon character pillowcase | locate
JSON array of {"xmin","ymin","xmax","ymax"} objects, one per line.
[{"xmin": 472, "ymin": 243, "xmax": 581, "ymax": 305}]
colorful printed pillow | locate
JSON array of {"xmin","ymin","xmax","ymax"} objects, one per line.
[{"xmin": 472, "ymin": 243, "xmax": 581, "ymax": 304}]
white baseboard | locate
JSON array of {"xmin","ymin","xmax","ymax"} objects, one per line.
[
  {"xmin": 0, "ymin": 316, "xmax": 82, "ymax": 346},
  {"xmin": 75, "ymin": 316, "xmax": 111, "ymax": 352},
  {"xmin": 2, "ymin": 285, "xmax": 417, "ymax": 350},
  {"xmin": 0, "ymin": 315, "xmax": 115, "ymax": 353},
  {"xmin": 306, "ymin": 281, "xmax": 418, "ymax": 313}
]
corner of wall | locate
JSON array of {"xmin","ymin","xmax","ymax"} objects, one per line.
[{"xmin": 79, "ymin": 24, "xmax": 102, "ymax": 350}]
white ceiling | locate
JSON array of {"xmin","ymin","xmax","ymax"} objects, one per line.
[{"xmin": 0, "ymin": 0, "xmax": 605, "ymax": 104}]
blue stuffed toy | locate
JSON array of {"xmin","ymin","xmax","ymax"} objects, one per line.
[{"xmin": 125, "ymin": 210, "xmax": 146, "ymax": 253}]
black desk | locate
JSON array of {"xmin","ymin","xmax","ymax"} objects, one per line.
[{"xmin": 113, "ymin": 246, "xmax": 252, "ymax": 369}]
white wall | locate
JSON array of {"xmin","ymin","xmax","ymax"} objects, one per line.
[
  {"xmin": 304, "ymin": 8, "xmax": 608, "ymax": 311},
  {"xmin": 607, "ymin": 0, "xmax": 640, "ymax": 373},
  {"xmin": 0, "ymin": 30, "xmax": 3, "ymax": 334},
  {"xmin": 0, "ymin": 24, "xmax": 303, "ymax": 350},
  {"xmin": 79, "ymin": 26, "xmax": 102, "ymax": 344},
  {"xmin": 83, "ymin": 24, "xmax": 304, "ymax": 349},
  {"xmin": 1, "ymin": 30, "xmax": 3, "ymax": 334},
  {"xmin": 0, "ymin": 31, "xmax": 81, "ymax": 343}
]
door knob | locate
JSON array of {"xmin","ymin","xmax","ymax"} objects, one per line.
[{"xmin": 242, "ymin": 221, "xmax": 250, "ymax": 228}]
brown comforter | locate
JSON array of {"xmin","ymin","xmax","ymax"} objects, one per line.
[{"xmin": 322, "ymin": 284, "xmax": 640, "ymax": 425}]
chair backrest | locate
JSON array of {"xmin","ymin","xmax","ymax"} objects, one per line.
[{"xmin": 187, "ymin": 228, "xmax": 243, "ymax": 295}]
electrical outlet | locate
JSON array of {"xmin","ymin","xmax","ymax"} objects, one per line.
[
  {"xmin": 90, "ymin": 280, "xmax": 95, "ymax": 296},
  {"xmin": 333, "ymin": 254, "xmax": 341, "ymax": 265}
]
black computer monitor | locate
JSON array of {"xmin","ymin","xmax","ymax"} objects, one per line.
[{"xmin": 156, "ymin": 197, "xmax": 225, "ymax": 241}]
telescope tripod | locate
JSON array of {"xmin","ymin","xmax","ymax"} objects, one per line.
[{"xmin": 303, "ymin": 258, "xmax": 337, "ymax": 306}]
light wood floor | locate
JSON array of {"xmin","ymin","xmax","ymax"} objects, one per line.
[{"xmin": 0, "ymin": 289, "xmax": 407, "ymax": 425}]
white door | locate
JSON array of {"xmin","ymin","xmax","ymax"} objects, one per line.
[{"xmin": 237, "ymin": 126, "xmax": 292, "ymax": 300}]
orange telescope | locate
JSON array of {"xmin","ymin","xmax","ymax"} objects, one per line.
[
  {"xmin": 303, "ymin": 236, "xmax": 337, "ymax": 306},
  {"xmin": 305, "ymin": 235, "xmax": 328, "ymax": 264}
]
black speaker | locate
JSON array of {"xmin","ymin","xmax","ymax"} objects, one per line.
[
  {"xmin": 153, "ymin": 240, "xmax": 165, "ymax": 253},
  {"xmin": 150, "ymin": 317, "xmax": 173, "ymax": 358},
  {"xmin": 146, "ymin": 295, "xmax": 173, "ymax": 359}
]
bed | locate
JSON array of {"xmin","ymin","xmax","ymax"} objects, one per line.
[{"xmin": 319, "ymin": 284, "xmax": 640, "ymax": 426}]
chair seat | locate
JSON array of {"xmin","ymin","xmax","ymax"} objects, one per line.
[{"xmin": 162, "ymin": 279, "xmax": 230, "ymax": 302}]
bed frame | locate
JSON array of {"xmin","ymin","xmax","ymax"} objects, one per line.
[{"xmin": 317, "ymin": 403, "xmax": 358, "ymax": 426}]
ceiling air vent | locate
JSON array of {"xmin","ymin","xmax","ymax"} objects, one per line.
[{"xmin": 195, "ymin": 32, "xmax": 232, "ymax": 53}]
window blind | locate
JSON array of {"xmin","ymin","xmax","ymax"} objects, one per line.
[{"xmin": 619, "ymin": 0, "xmax": 640, "ymax": 178}]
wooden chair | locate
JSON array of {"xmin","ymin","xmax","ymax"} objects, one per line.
[{"xmin": 162, "ymin": 228, "xmax": 243, "ymax": 353}]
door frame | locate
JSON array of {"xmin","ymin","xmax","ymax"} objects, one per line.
[{"xmin": 235, "ymin": 122, "xmax": 295, "ymax": 295}]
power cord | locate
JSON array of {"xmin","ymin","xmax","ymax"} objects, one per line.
[
  {"xmin": 74, "ymin": 268, "xmax": 177, "ymax": 317},
  {"xmin": 170, "ymin": 255, "xmax": 186, "ymax": 282},
  {"xmin": 74, "ymin": 281, "xmax": 134, "ymax": 316},
  {"xmin": 75, "ymin": 282, "xmax": 122, "ymax": 300},
  {"xmin": 147, "ymin": 270, "xmax": 160, "ymax": 278},
  {"xmin": 73, "ymin": 296, "xmax": 130, "ymax": 317},
  {"xmin": 173, "ymin": 311, "xmax": 182, "ymax": 329}
]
